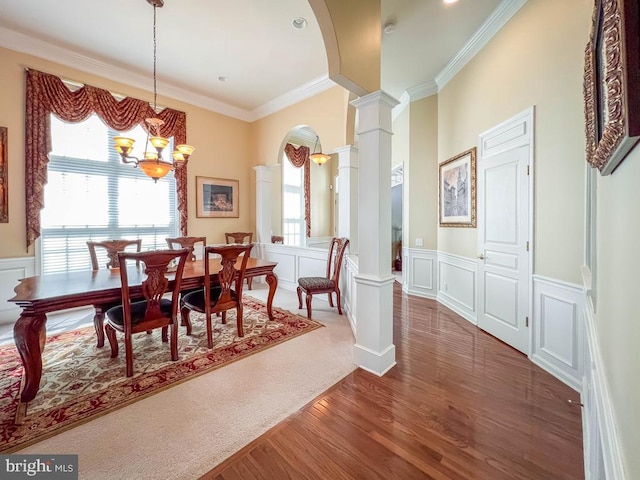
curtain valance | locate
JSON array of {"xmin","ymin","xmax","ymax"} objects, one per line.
[{"xmin": 284, "ymin": 143, "xmax": 311, "ymax": 238}]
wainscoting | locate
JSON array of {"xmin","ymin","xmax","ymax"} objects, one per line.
[{"xmin": 0, "ymin": 257, "xmax": 35, "ymax": 325}]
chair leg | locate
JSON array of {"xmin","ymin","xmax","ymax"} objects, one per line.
[
  {"xmin": 206, "ymin": 312, "xmax": 214, "ymax": 349},
  {"xmin": 170, "ymin": 321, "xmax": 178, "ymax": 361},
  {"xmin": 181, "ymin": 306, "xmax": 192, "ymax": 336},
  {"xmin": 221, "ymin": 311, "xmax": 227, "ymax": 324},
  {"xmin": 124, "ymin": 333, "xmax": 134, "ymax": 377},
  {"xmin": 247, "ymin": 277, "xmax": 253, "ymax": 290},
  {"xmin": 336, "ymin": 289, "xmax": 343, "ymax": 315},
  {"xmin": 328, "ymin": 293, "xmax": 334, "ymax": 308},
  {"xmin": 93, "ymin": 308, "xmax": 105, "ymax": 348},
  {"xmin": 161, "ymin": 326, "xmax": 168, "ymax": 343},
  {"xmin": 305, "ymin": 293, "xmax": 312, "ymax": 319},
  {"xmin": 236, "ymin": 304, "xmax": 244, "ymax": 337},
  {"xmin": 105, "ymin": 324, "xmax": 118, "ymax": 358},
  {"xmin": 297, "ymin": 286, "xmax": 303, "ymax": 309}
]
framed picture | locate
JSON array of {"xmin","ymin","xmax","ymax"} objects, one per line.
[
  {"xmin": 0, "ymin": 127, "xmax": 7, "ymax": 223},
  {"xmin": 584, "ymin": 0, "xmax": 640, "ymax": 175},
  {"xmin": 439, "ymin": 147, "xmax": 476, "ymax": 228},
  {"xmin": 196, "ymin": 176, "xmax": 239, "ymax": 218}
]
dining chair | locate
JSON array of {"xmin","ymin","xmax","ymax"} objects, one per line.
[
  {"xmin": 165, "ymin": 236, "xmax": 206, "ymax": 261},
  {"xmin": 86, "ymin": 239, "xmax": 142, "ymax": 348},
  {"xmin": 224, "ymin": 232, "xmax": 254, "ymax": 290},
  {"xmin": 180, "ymin": 243, "xmax": 253, "ymax": 348},
  {"xmin": 297, "ymin": 237, "xmax": 350, "ymax": 319},
  {"xmin": 104, "ymin": 248, "xmax": 190, "ymax": 377},
  {"xmin": 271, "ymin": 235, "xmax": 284, "ymax": 244}
]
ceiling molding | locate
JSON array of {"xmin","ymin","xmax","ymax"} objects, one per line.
[
  {"xmin": 407, "ymin": 81, "xmax": 438, "ymax": 101},
  {"xmin": 392, "ymin": 91, "xmax": 411, "ymax": 122},
  {"xmin": 434, "ymin": 0, "xmax": 528, "ymax": 90},
  {"xmin": 0, "ymin": 25, "xmax": 335, "ymax": 123},
  {"xmin": 248, "ymin": 74, "xmax": 336, "ymax": 122}
]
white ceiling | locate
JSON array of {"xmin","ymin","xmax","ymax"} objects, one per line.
[{"xmin": 0, "ymin": 0, "xmax": 509, "ymax": 121}]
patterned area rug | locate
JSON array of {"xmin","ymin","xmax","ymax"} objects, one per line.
[{"xmin": 0, "ymin": 297, "xmax": 322, "ymax": 452}]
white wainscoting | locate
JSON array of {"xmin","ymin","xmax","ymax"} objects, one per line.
[
  {"xmin": 402, "ymin": 248, "xmax": 437, "ymax": 299},
  {"xmin": 436, "ymin": 252, "xmax": 477, "ymax": 325},
  {"xmin": 0, "ymin": 257, "xmax": 36, "ymax": 325},
  {"xmin": 582, "ymin": 298, "xmax": 625, "ymax": 480},
  {"xmin": 261, "ymin": 244, "xmax": 328, "ymax": 292},
  {"xmin": 531, "ymin": 275, "xmax": 585, "ymax": 391},
  {"xmin": 343, "ymin": 254, "xmax": 358, "ymax": 336}
]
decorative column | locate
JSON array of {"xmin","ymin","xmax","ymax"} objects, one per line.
[
  {"xmin": 254, "ymin": 165, "xmax": 274, "ymax": 245},
  {"xmin": 333, "ymin": 145, "xmax": 359, "ymax": 255},
  {"xmin": 351, "ymin": 91, "xmax": 399, "ymax": 376}
]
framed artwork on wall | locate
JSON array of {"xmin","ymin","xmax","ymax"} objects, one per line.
[
  {"xmin": 584, "ymin": 0, "xmax": 640, "ymax": 174},
  {"xmin": 439, "ymin": 147, "xmax": 476, "ymax": 228},
  {"xmin": 196, "ymin": 176, "xmax": 239, "ymax": 218},
  {"xmin": 0, "ymin": 127, "xmax": 7, "ymax": 223}
]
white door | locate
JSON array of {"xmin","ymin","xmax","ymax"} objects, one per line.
[{"xmin": 477, "ymin": 108, "xmax": 532, "ymax": 355}]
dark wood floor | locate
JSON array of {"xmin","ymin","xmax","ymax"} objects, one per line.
[{"xmin": 201, "ymin": 284, "xmax": 584, "ymax": 480}]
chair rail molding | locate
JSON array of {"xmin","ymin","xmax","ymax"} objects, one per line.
[
  {"xmin": 531, "ymin": 274, "xmax": 585, "ymax": 391},
  {"xmin": 0, "ymin": 257, "xmax": 36, "ymax": 325}
]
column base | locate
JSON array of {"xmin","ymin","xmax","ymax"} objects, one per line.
[{"xmin": 354, "ymin": 343, "xmax": 396, "ymax": 376}]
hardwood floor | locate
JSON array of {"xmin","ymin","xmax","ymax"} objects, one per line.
[{"xmin": 201, "ymin": 284, "xmax": 584, "ymax": 479}]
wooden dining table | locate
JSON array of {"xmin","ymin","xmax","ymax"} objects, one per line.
[{"xmin": 8, "ymin": 257, "xmax": 278, "ymax": 403}]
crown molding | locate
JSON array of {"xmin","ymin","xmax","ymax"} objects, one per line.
[
  {"xmin": 407, "ymin": 80, "xmax": 438, "ymax": 101},
  {"xmin": 249, "ymin": 74, "xmax": 336, "ymax": 122},
  {"xmin": 435, "ymin": 0, "xmax": 528, "ymax": 89},
  {"xmin": 392, "ymin": 91, "xmax": 411, "ymax": 122}
]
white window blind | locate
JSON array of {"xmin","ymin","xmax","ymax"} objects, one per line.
[{"xmin": 40, "ymin": 114, "xmax": 178, "ymax": 274}]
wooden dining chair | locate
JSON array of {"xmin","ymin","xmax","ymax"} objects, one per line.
[
  {"xmin": 104, "ymin": 248, "xmax": 190, "ymax": 377},
  {"xmin": 297, "ymin": 237, "xmax": 350, "ymax": 318},
  {"xmin": 224, "ymin": 232, "xmax": 254, "ymax": 290},
  {"xmin": 271, "ymin": 235, "xmax": 284, "ymax": 244},
  {"xmin": 165, "ymin": 236, "xmax": 206, "ymax": 262},
  {"xmin": 86, "ymin": 239, "xmax": 142, "ymax": 348},
  {"xmin": 180, "ymin": 243, "xmax": 253, "ymax": 348}
]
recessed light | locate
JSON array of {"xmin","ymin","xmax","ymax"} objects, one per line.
[
  {"xmin": 291, "ymin": 17, "xmax": 308, "ymax": 30},
  {"xmin": 218, "ymin": 76, "xmax": 228, "ymax": 82},
  {"xmin": 443, "ymin": 0, "xmax": 458, "ymax": 4}
]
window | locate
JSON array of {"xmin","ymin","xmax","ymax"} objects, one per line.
[
  {"xmin": 39, "ymin": 114, "xmax": 178, "ymax": 274},
  {"xmin": 282, "ymin": 153, "xmax": 304, "ymax": 246}
]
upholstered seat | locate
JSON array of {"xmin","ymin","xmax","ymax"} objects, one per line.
[
  {"xmin": 297, "ymin": 237, "xmax": 349, "ymax": 319},
  {"xmin": 106, "ymin": 298, "xmax": 173, "ymax": 326}
]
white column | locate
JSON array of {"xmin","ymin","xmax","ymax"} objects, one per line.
[
  {"xmin": 254, "ymin": 165, "xmax": 274, "ymax": 245},
  {"xmin": 351, "ymin": 91, "xmax": 399, "ymax": 376},
  {"xmin": 333, "ymin": 145, "xmax": 358, "ymax": 255}
]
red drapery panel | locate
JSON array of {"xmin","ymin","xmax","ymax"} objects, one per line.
[
  {"xmin": 284, "ymin": 143, "xmax": 311, "ymax": 238},
  {"xmin": 25, "ymin": 69, "xmax": 189, "ymax": 248}
]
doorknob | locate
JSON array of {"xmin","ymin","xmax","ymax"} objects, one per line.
[{"xmin": 477, "ymin": 253, "xmax": 485, "ymax": 260}]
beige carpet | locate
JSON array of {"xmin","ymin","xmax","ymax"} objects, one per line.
[{"xmin": 16, "ymin": 284, "xmax": 356, "ymax": 479}]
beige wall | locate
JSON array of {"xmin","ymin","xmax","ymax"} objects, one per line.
[
  {"xmin": 437, "ymin": 0, "xmax": 591, "ymax": 284},
  {"xmin": 596, "ymin": 148, "xmax": 640, "ymax": 477},
  {"xmin": 0, "ymin": 47, "xmax": 253, "ymax": 258},
  {"xmin": 408, "ymin": 95, "xmax": 438, "ymax": 250}
]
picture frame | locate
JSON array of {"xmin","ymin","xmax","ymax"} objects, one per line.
[
  {"xmin": 0, "ymin": 127, "xmax": 7, "ymax": 223},
  {"xmin": 196, "ymin": 176, "xmax": 239, "ymax": 218},
  {"xmin": 439, "ymin": 147, "xmax": 476, "ymax": 228},
  {"xmin": 584, "ymin": 0, "xmax": 640, "ymax": 175}
]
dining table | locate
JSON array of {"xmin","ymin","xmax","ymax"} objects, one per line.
[{"xmin": 8, "ymin": 257, "xmax": 278, "ymax": 403}]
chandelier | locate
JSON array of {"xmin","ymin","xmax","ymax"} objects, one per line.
[
  {"xmin": 113, "ymin": 0, "xmax": 194, "ymax": 181},
  {"xmin": 309, "ymin": 136, "xmax": 330, "ymax": 166}
]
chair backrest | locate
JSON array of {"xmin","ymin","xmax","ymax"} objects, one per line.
[
  {"xmin": 204, "ymin": 243, "xmax": 254, "ymax": 311},
  {"xmin": 117, "ymin": 249, "xmax": 190, "ymax": 329},
  {"xmin": 271, "ymin": 235, "xmax": 284, "ymax": 244},
  {"xmin": 326, "ymin": 237, "xmax": 350, "ymax": 284},
  {"xmin": 166, "ymin": 236, "xmax": 206, "ymax": 262},
  {"xmin": 225, "ymin": 232, "xmax": 253, "ymax": 244},
  {"xmin": 87, "ymin": 239, "xmax": 142, "ymax": 270}
]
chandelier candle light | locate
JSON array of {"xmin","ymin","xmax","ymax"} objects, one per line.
[
  {"xmin": 113, "ymin": 0, "xmax": 194, "ymax": 181},
  {"xmin": 309, "ymin": 135, "xmax": 330, "ymax": 166}
]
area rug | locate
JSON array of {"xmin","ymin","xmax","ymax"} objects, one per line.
[{"xmin": 0, "ymin": 297, "xmax": 322, "ymax": 453}]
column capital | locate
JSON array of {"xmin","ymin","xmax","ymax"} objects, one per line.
[
  {"xmin": 350, "ymin": 90, "xmax": 400, "ymax": 135},
  {"xmin": 253, "ymin": 164, "xmax": 279, "ymax": 182}
]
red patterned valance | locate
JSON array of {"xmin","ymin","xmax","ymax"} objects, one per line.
[
  {"xmin": 24, "ymin": 69, "xmax": 189, "ymax": 248},
  {"xmin": 284, "ymin": 143, "xmax": 311, "ymax": 238}
]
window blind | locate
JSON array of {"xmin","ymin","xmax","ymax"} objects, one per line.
[{"xmin": 40, "ymin": 114, "xmax": 178, "ymax": 274}]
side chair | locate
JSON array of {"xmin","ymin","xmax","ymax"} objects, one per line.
[
  {"xmin": 180, "ymin": 243, "xmax": 253, "ymax": 348},
  {"xmin": 86, "ymin": 239, "xmax": 142, "ymax": 348},
  {"xmin": 166, "ymin": 236, "xmax": 206, "ymax": 262},
  {"xmin": 297, "ymin": 237, "xmax": 350, "ymax": 319},
  {"xmin": 104, "ymin": 248, "xmax": 190, "ymax": 377},
  {"xmin": 224, "ymin": 232, "xmax": 254, "ymax": 290}
]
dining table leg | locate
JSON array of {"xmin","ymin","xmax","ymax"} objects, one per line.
[
  {"xmin": 265, "ymin": 272, "xmax": 278, "ymax": 322},
  {"xmin": 13, "ymin": 312, "xmax": 47, "ymax": 403}
]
